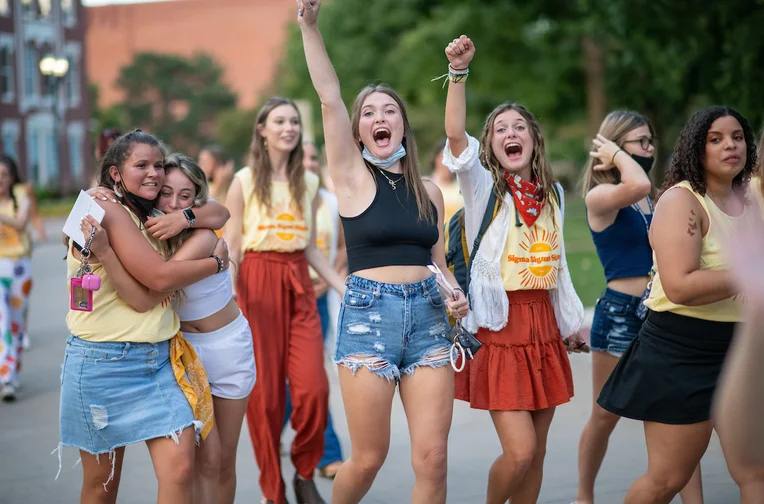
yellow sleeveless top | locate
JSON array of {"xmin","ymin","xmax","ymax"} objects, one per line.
[
  {"xmin": 235, "ymin": 167, "xmax": 319, "ymax": 253},
  {"xmin": 66, "ymin": 206, "xmax": 180, "ymax": 342},
  {"xmin": 644, "ymin": 180, "xmax": 751, "ymax": 322},
  {"xmin": 500, "ymin": 198, "xmax": 562, "ymax": 291},
  {"xmin": 309, "ymin": 195, "xmax": 335, "ymax": 281},
  {"xmin": 0, "ymin": 187, "xmax": 31, "ymax": 259}
]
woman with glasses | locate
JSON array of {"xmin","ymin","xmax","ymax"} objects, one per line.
[{"xmin": 576, "ymin": 112, "xmax": 703, "ymax": 503}]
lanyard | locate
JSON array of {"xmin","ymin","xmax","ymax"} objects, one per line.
[{"xmin": 631, "ymin": 196, "xmax": 653, "ymax": 233}]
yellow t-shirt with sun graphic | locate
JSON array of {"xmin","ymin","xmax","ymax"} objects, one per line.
[
  {"xmin": 500, "ymin": 198, "xmax": 562, "ymax": 291},
  {"xmin": 235, "ymin": 167, "xmax": 319, "ymax": 253}
]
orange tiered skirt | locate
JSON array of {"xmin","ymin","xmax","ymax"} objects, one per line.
[{"xmin": 455, "ymin": 289, "xmax": 574, "ymax": 411}]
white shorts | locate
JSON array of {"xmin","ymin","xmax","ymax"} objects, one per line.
[{"xmin": 182, "ymin": 312, "xmax": 256, "ymax": 400}]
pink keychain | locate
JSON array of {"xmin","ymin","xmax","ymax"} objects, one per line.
[{"xmin": 70, "ymin": 227, "xmax": 101, "ymax": 312}]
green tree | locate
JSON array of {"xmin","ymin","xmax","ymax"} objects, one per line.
[{"xmin": 116, "ymin": 52, "xmax": 237, "ymax": 155}]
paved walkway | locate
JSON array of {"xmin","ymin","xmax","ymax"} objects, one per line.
[{"xmin": 0, "ymin": 222, "xmax": 738, "ymax": 503}]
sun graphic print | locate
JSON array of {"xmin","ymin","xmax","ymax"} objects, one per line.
[
  {"xmin": 516, "ymin": 227, "xmax": 561, "ymax": 289},
  {"xmin": 260, "ymin": 199, "xmax": 308, "ymax": 250}
]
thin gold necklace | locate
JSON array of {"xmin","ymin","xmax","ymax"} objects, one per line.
[{"xmin": 376, "ymin": 167, "xmax": 404, "ymax": 190}]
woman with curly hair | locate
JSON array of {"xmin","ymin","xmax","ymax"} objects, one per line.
[{"xmin": 598, "ymin": 106, "xmax": 759, "ymax": 503}]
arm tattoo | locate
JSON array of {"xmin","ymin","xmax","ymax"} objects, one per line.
[{"xmin": 687, "ymin": 209, "xmax": 698, "ymax": 236}]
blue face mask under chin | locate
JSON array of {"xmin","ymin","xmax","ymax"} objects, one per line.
[{"xmin": 362, "ymin": 144, "xmax": 406, "ymax": 169}]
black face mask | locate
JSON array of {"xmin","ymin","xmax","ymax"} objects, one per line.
[
  {"xmin": 631, "ymin": 154, "xmax": 654, "ymax": 175},
  {"xmin": 118, "ymin": 182, "xmax": 155, "ymax": 218}
]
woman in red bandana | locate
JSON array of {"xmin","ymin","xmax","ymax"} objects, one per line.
[{"xmin": 442, "ymin": 36, "xmax": 588, "ymax": 504}]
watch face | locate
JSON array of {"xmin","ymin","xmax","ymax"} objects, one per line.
[{"xmin": 184, "ymin": 208, "xmax": 196, "ymax": 220}]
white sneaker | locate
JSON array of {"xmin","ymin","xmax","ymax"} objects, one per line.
[{"xmin": 1, "ymin": 384, "xmax": 16, "ymax": 402}]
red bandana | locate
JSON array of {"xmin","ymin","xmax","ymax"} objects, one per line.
[{"xmin": 503, "ymin": 172, "xmax": 543, "ymax": 227}]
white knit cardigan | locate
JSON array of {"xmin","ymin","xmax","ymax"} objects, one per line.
[{"xmin": 443, "ymin": 134, "xmax": 585, "ymax": 336}]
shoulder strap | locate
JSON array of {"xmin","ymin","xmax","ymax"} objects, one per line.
[{"xmin": 465, "ymin": 188, "xmax": 499, "ymax": 290}]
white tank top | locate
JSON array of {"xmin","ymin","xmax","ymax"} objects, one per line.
[{"xmin": 175, "ymin": 271, "xmax": 233, "ymax": 322}]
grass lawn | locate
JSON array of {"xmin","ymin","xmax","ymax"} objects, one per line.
[
  {"xmin": 38, "ymin": 196, "xmax": 77, "ymax": 218},
  {"xmin": 563, "ymin": 195, "xmax": 605, "ymax": 308}
]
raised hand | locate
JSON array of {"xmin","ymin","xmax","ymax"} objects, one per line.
[
  {"xmin": 589, "ymin": 134, "xmax": 623, "ymax": 171},
  {"xmin": 297, "ymin": 0, "xmax": 320, "ymax": 27},
  {"xmin": 445, "ymin": 35, "xmax": 476, "ymax": 70}
]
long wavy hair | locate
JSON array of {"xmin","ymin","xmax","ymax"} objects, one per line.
[
  {"xmin": 479, "ymin": 103, "xmax": 556, "ymax": 209},
  {"xmin": 161, "ymin": 153, "xmax": 209, "ymax": 259},
  {"xmin": 350, "ymin": 84, "xmax": 434, "ymax": 223},
  {"xmin": 581, "ymin": 110, "xmax": 657, "ymax": 199},
  {"xmin": 246, "ymin": 97, "xmax": 306, "ymax": 217},
  {"xmin": 661, "ymin": 106, "xmax": 755, "ymax": 198}
]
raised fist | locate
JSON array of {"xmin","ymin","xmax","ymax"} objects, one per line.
[
  {"xmin": 297, "ymin": 0, "xmax": 321, "ymax": 27},
  {"xmin": 445, "ymin": 35, "xmax": 476, "ymax": 70}
]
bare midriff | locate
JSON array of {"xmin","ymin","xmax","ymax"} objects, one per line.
[
  {"xmin": 180, "ymin": 298, "xmax": 240, "ymax": 334},
  {"xmin": 607, "ymin": 276, "xmax": 649, "ymax": 298},
  {"xmin": 353, "ymin": 264, "xmax": 433, "ymax": 285}
]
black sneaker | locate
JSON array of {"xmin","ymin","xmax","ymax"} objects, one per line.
[{"xmin": 293, "ymin": 474, "xmax": 325, "ymax": 504}]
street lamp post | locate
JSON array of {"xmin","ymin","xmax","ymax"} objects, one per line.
[{"xmin": 39, "ymin": 55, "xmax": 69, "ymax": 188}]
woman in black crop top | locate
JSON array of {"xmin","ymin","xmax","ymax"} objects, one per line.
[
  {"xmin": 298, "ymin": 2, "xmax": 469, "ymax": 503},
  {"xmin": 577, "ymin": 112, "xmax": 704, "ymax": 503}
]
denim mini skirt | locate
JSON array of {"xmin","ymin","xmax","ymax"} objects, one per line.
[{"xmin": 59, "ymin": 335, "xmax": 197, "ymax": 455}]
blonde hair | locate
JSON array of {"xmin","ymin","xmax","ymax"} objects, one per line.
[
  {"xmin": 581, "ymin": 110, "xmax": 657, "ymax": 198},
  {"xmin": 247, "ymin": 97, "xmax": 306, "ymax": 217},
  {"xmin": 479, "ymin": 103, "xmax": 556, "ymax": 208},
  {"xmin": 162, "ymin": 153, "xmax": 209, "ymax": 258},
  {"xmin": 349, "ymin": 84, "xmax": 434, "ymax": 223}
]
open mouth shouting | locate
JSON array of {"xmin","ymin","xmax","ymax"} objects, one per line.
[
  {"xmin": 504, "ymin": 142, "xmax": 523, "ymax": 161},
  {"xmin": 373, "ymin": 127, "xmax": 392, "ymax": 148}
]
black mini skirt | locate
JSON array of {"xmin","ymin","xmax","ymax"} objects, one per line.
[{"xmin": 597, "ymin": 309, "xmax": 735, "ymax": 424}]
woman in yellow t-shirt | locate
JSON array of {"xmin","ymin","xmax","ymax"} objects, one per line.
[
  {"xmin": 443, "ymin": 36, "xmax": 586, "ymax": 504},
  {"xmin": 225, "ymin": 97, "xmax": 345, "ymax": 504},
  {"xmin": 598, "ymin": 107, "xmax": 761, "ymax": 502},
  {"xmin": 61, "ymin": 130, "xmax": 231, "ymax": 503},
  {"xmin": 0, "ymin": 155, "xmax": 33, "ymax": 401}
]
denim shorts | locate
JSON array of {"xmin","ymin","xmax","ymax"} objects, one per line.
[
  {"xmin": 334, "ymin": 275, "xmax": 452, "ymax": 381},
  {"xmin": 589, "ymin": 288, "xmax": 645, "ymax": 357},
  {"xmin": 59, "ymin": 336, "xmax": 197, "ymax": 456}
]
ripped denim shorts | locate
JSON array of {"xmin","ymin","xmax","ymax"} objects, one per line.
[
  {"xmin": 334, "ymin": 275, "xmax": 452, "ymax": 381},
  {"xmin": 589, "ymin": 288, "xmax": 645, "ymax": 357},
  {"xmin": 59, "ymin": 336, "xmax": 197, "ymax": 458}
]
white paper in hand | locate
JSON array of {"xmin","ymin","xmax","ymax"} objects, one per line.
[{"xmin": 63, "ymin": 190, "xmax": 106, "ymax": 248}]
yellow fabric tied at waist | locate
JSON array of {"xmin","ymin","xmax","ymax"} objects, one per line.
[{"xmin": 170, "ymin": 333, "xmax": 214, "ymax": 441}]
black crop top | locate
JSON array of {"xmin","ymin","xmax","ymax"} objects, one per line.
[{"xmin": 341, "ymin": 168, "xmax": 439, "ymax": 273}]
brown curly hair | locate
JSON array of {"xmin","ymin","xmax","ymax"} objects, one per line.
[{"xmin": 661, "ymin": 106, "xmax": 755, "ymax": 197}]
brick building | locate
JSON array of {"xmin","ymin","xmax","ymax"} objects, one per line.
[
  {"xmin": 86, "ymin": 0, "xmax": 294, "ymax": 110},
  {"xmin": 0, "ymin": 0, "xmax": 91, "ymax": 192}
]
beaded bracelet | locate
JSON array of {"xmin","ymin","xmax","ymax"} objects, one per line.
[{"xmin": 432, "ymin": 65, "xmax": 470, "ymax": 88}]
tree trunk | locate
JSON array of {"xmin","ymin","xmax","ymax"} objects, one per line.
[{"xmin": 582, "ymin": 35, "xmax": 607, "ymax": 140}]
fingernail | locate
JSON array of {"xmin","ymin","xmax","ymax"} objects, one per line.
[
  {"xmin": 101, "ymin": 197, "xmax": 107, "ymax": 200},
  {"xmin": 112, "ymin": 199, "xmax": 117, "ymax": 203}
]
